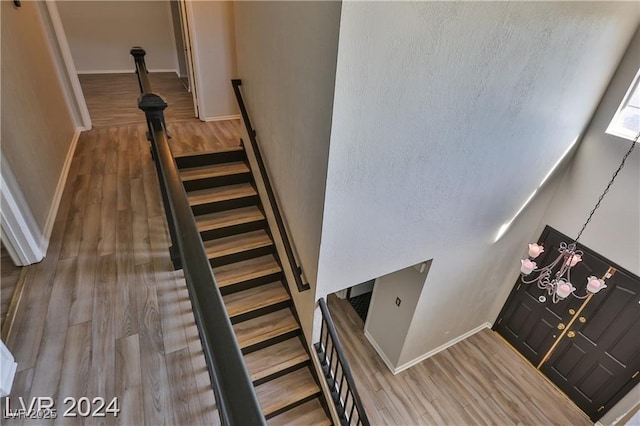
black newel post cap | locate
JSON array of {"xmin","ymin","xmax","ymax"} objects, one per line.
[
  {"xmin": 138, "ymin": 93, "xmax": 167, "ymax": 113},
  {"xmin": 130, "ymin": 46, "xmax": 146, "ymax": 58}
]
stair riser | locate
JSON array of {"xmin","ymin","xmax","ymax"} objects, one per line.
[
  {"xmin": 175, "ymin": 150, "xmax": 245, "ymax": 168},
  {"xmin": 253, "ymin": 361, "xmax": 311, "ymax": 387},
  {"xmin": 242, "ymin": 329, "xmax": 301, "ymax": 356},
  {"xmin": 210, "ymin": 246, "xmax": 275, "ymax": 268},
  {"xmin": 199, "ymin": 220, "xmax": 267, "ymax": 241},
  {"xmin": 191, "ymin": 196, "xmax": 259, "ymax": 216},
  {"xmin": 230, "ymin": 300, "xmax": 292, "ymax": 325},
  {"xmin": 265, "ymin": 391, "xmax": 323, "ymax": 421},
  {"xmin": 219, "ymin": 272, "xmax": 283, "ymax": 296},
  {"xmin": 183, "ymin": 173, "xmax": 251, "ymax": 192}
]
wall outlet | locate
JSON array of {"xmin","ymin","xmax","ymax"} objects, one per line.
[{"xmin": 395, "ymin": 297, "xmax": 401, "ymax": 307}]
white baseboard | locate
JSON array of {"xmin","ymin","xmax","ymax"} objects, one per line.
[
  {"xmin": 39, "ymin": 128, "xmax": 82, "ymax": 254},
  {"xmin": 202, "ymin": 114, "xmax": 241, "ymax": 122},
  {"xmin": 365, "ymin": 322, "xmax": 492, "ymax": 375},
  {"xmin": 364, "ymin": 329, "xmax": 399, "ymax": 374},
  {"xmin": 394, "ymin": 322, "xmax": 493, "ymax": 374},
  {"xmin": 77, "ymin": 69, "xmax": 178, "ymax": 75}
]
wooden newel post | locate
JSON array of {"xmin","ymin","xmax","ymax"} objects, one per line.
[
  {"xmin": 130, "ymin": 47, "xmax": 147, "ymax": 93},
  {"xmin": 138, "ymin": 93, "xmax": 182, "ymax": 270}
]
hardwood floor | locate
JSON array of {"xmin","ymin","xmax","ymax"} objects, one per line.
[
  {"xmin": 79, "ymin": 72, "xmax": 195, "ymax": 127},
  {"xmin": 1, "ymin": 244, "xmax": 24, "ymax": 337},
  {"xmin": 3, "ymin": 120, "xmax": 241, "ymax": 425},
  {"xmin": 327, "ymin": 295, "xmax": 592, "ymax": 426}
]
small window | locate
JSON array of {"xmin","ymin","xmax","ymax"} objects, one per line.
[{"xmin": 606, "ymin": 69, "xmax": 640, "ymax": 141}]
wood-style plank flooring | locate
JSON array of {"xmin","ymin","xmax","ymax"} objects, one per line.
[
  {"xmin": 3, "ymin": 119, "xmax": 241, "ymax": 425},
  {"xmin": 79, "ymin": 72, "xmax": 195, "ymax": 127},
  {"xmin": 328, "ymin": 295, "xmax": 592, "ymax": 425},
  {"xmin": 1, "ymin": 244, "xmax": 23, "ymax": 332}
]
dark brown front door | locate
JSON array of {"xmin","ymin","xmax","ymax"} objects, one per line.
[
  {"xmin": 541, "ymin": 267, "xmax": 640, "ymax": 420},
  {"xmin": 495, "ymin": 226, "xmax": 640, "ymax": 421}
]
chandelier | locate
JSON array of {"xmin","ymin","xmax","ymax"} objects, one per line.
[{"xmin": 520, "ymin": 132, "xmax": 639, "ymax": 303}]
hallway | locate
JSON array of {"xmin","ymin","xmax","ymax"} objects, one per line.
[
  {"xmin": 3, "ymin": 119, "xmax": 240, "ymax": 425},
  {"xmin": 79, "ymin": 72, "xmax": 195, "ymax": 127}
]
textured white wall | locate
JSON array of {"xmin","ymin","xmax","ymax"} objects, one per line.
[
  {"xmin": 317, "ymin": 2, "xmax": 639, "ymax": 364},
  {"xmin": 57, "ymin": 1, "xmax": 178, "ymax": 73},
  {"xmin": 541, "ymin": 30, "xmax": 640, "ymax": 277},
  {"xmin": 233, "ymin": 1, "xmax": 341, "ymax": 332},
  {"xmin": 188, "ymin": 1, "xmax": 238, "ymax": 119}
]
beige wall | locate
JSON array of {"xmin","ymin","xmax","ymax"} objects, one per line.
[
  {"xmin": 365, "ymin": 262, "xmax": 430, "ymax": 369},
  {"xmin": 57, "ymin": 1, "xmax": 178, "ymax": 73},
  {"xmin": 188, "ymin": 1, "xmax": 237, "ymax": 119},
  {"xmin": 1, "ymin": 1, "xmax": 76, "ymax": 238},
  {"xmin": 233, "ymin": 1, "xmax": 342, "ymax": 334}
]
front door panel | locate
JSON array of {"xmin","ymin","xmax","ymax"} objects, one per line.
[{"xmin": 542, "ymin": 268, "xmax": 640, "ymax": 421}]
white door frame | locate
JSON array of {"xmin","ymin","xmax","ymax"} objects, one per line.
[
  {"xmin": 0, "ymin": 158, "xmax": 44, "ymax": 266},
  {"xmin": 180, "ymin": 0, "xmax": 200, "ymax": 118},
  {"xmin": 41, "ymin": 0, "xmax": 92, "ymax": 130}
]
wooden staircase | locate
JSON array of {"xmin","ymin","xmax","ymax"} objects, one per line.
[{"xmin": 175, "ymin": 145, "xmax": 331, "ymax": 425}]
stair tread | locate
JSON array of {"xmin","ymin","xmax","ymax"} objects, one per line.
[
  {"xmin": 195, "ymin": 206, "xmax": 265, "ymax": 232},
  {"xmin": 213, "ymin": 255, "xmax": 281, "ymax": 288},
  {"xmin": 187, "ymin": 183, "xmax": 256, "ymax": 206},
  {"xmin": 255, "ymin": 368, "xmax": 320, "ymax": 417},
  {"xmin": 180, "ymin": 161, "xmax": 250, "ymax": 181},
  {"xmin": 268, "ymin": 399, "xmax": 331, "ymax": 426},
  {"xmin": 233, "ymin": 309, "xmax": 299, "ymax": 349},
  {"xmin": 243, "ymin": 337, "xmax": 308, "ymax": 382},
  {"xmin": 223, "ymin": 281, "xmax": 290, "ymax": 319},
  {"xmin": 204, "ymin": 230, "xmax": 272, "ymax": 260},
  {"xmin": 174, "ymin": 145, "xmax": 244, "ymax": 158}
]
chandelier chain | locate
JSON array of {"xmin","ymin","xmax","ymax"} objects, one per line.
[{"xmin": 574, "ymin": 132, "xmax": 640, "ymax": 243}]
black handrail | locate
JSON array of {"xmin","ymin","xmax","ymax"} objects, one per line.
[
  {"xmin": 315, "ymin": 298, "xmax": 370, "ymax": 426},
  {"xmin": 231, "ymin": 79, "xmax": 310, "ymax": 292},
  {"xmin": 131, "ymin": 48, "xmax": 265, "ymax": 426}
]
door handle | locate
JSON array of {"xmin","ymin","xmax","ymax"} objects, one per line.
[
  {"xmin": 567, "ymin": 331, "xmax": 576, "ymax": 338},
  {"xmin": 557, "ymin": 323, "xmax": 565, "ymax": 330}
]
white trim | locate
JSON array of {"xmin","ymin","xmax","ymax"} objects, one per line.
[
  {"xmin": 76, "ymin": 68, "xmax": 179, "ymax": 75},
  {"xmin": 0, "ymin": 159, "xmax": 44, "ymax": 266},
  {"xmin": 202, "ymin": 114, "xmax": 241, "ymax": 122},
  {"xmin": 181, "ymin": 0, "xmax": 200, "ymax": 117},
  {"xmin": 395, "ymin": 322, "xmax": 493, "ymax": 374},
  {"xmin": 43, "ymin": 1, "xmax": 92, "ymax": 130},
  {"xmin": 363, "ymin": 329, "xmax": 400, "ymax": 374},
  {"xmin": 0, "ymin": 340, "xmax": 17, "ymax": 397},
  {"xmin": 365, "ymin": 322, "xmax": 492, "ymax": 375},
  {"xmin": 39, "ymin": 128, "xmax": 82, "ymax": 254},
  {"xmin": 605, "ymin": 68, "xmax": 640, "ymax": 142}
]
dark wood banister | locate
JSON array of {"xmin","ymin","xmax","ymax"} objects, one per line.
[
  {"xmin": 231, "ymin": 79, "xmax": 310, "ymax": 292},
  {"xmin": 131, "ymin": 47, "xmax": 266, "ymax": 426}
]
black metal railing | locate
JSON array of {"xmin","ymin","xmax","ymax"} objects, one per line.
[
  {"xmin": 130, "ymin": 47, "xmax": 265, "ymax": 426},
  {"xmin": 231, "ymin": 79, "xmax": 310, "ymax": 292},
  {"xmin": 315, "ymin": 298, "xmax": 370, "ymax": 426}
]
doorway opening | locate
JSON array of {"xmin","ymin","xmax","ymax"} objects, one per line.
[
  {"xmin": 46, "ymin": 0, "xmax": 199, "ymax": 128},
  {"xmin": 346, "ymin": 279, "xmax": 374, "ymax": 322}
]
